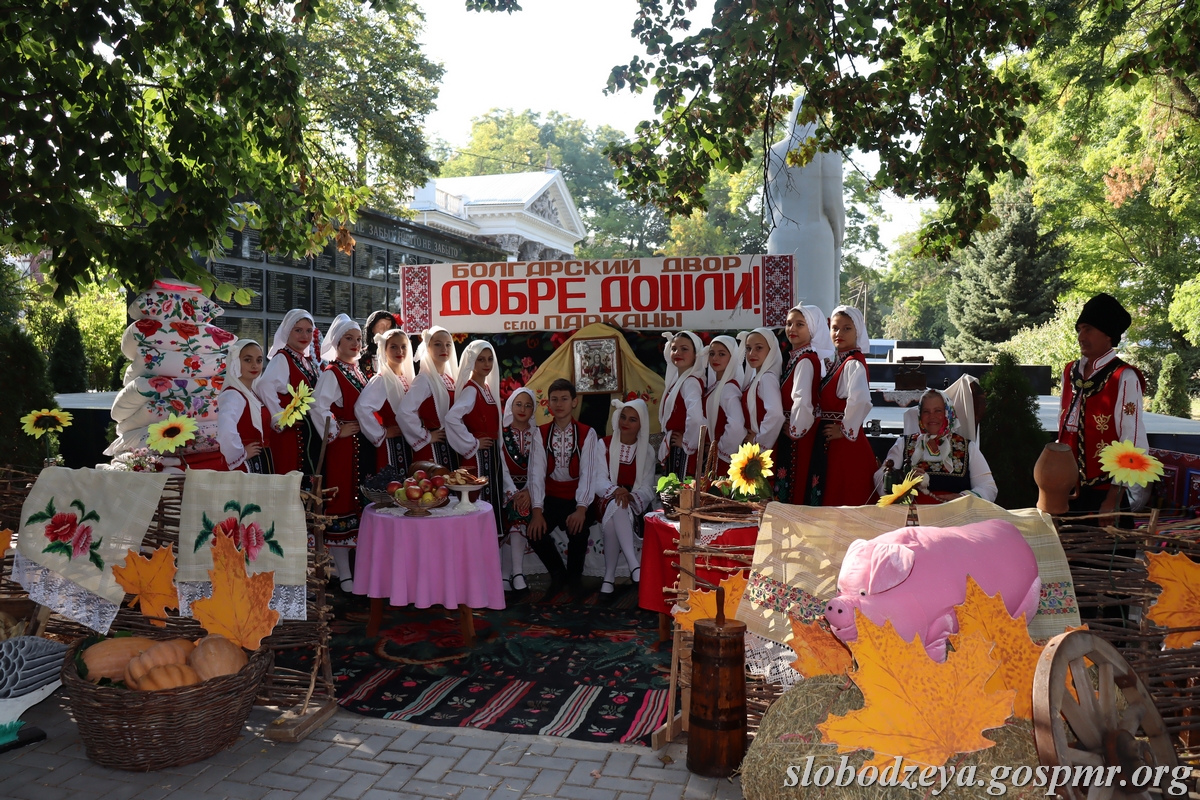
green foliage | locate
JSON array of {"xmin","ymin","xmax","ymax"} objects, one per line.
[
  {"xmin": 659, "ymin": 210, "xmax": 735, "ymax": 257},
  {"xmin": 1169, "ymin": 278, "xmax": 1200, "ymax": 346},
  {"xmin": 0, "ymin": 324, "xmax": 56, "ymax": 470},
  {"xmin": 876, "ymin": 230, "xmax": 959, "ymax": 348},
  {"xmin": 0, "ymin": 258, "xmax": 24, "ymax": 326},
  {"xmin": 1149, "ymin": 353, "xmax": 1192, "ymax": 418},
  {"xmin": 21, "ymin": 282, "xmax": 128, "ymax": 391},
  {"xmin": 998, "ymin": 298, "xmax": 1085, "ymax": 393},
  {"xmin": 48, "ymin": 315, "xmax": 88, "ymax": 394},
  {"xmin": 979, "ymin": 352, "xmax": 1045, "ymax": 509},
  {"xmin": 944, "ymin": 193, "xmax": 1068, "ymax": 362}
]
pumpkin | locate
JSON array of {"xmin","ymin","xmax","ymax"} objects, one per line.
[
  {"xmin": 133, "ymin": 662, "xmax": 200, "ymax": 691},
  {"xmin": 188, "ymin": 635, "xmax": 247, "ymax": 681},
  {"xmin": 81, "ymin": 636, "xmax": 156, "ymax": 682},
  {"xmin": 123, "ymin": 639, "xmax": 195, "ymax": 689}
]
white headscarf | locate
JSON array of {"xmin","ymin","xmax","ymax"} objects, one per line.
[
  {"xmin": 705, "ymin": 335, "xmax": 745, "ymax": 436},
  {"xmin": 269, "ymin": 309, "xmax": 315, "ymax": 359},
  {"xmin": 503, "ymin": 387, "xmax": 536, "ymax": 428},
  {"xmin": 609, "ymin": 398, "xmax": 653, "ymax": 490},
  {"xmin": 224, "ymin": 339, "xmax": 266, "ymax": 434},
  {"xmin": 374, "ymin": 328, "xmax": 414, "ymax": 414},
  {"xmin": 415, "ymin": 326, "xmax": 459, "ymax": 425},
  {"xmin": 799, "ymin": 304, "xmax": 836, "ymax": 378},
  {"xmin": 831, "ymin": 305, "xmax": 871, "ymax": 354},
  {"xmin": 739, "ymin": 327, "xmax": 783, "ymax": 435},
  {"xmin": 455, "ymin": 340, "xmax": 501, "ymax": 423},
  {"xmin": 320, "ymin": 313, "xmax": 362, "ymax": 363},
  {"xmin": 658, "ymin": 330, "xmax": 706, "ymax": 429}
]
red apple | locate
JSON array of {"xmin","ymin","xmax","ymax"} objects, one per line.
[
  {"xmin": 434, "ymin": 486, "xmax": 450, "ymax": 499},
  {"xmin": 405, "ymin": 484, "xmax": 423, "ymax": 501},
  {"xmin": 411, "ymin": 469, "xmax": 428, "ymax": 481},
  {"xmin": 386, "ymin": 481, "xmax": 404, "ymax": 494},
  {"xmin": 419, "ymin": 478, "xmax": 432, "ymax": 492},
  {"xmin": 430, "ymin": 475, "xmax": 446, "ymax": 489}
]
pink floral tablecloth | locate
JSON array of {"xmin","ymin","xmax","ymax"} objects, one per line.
[{"xmin": 355, "ymin": 503, "xmax": 505, "ymax": 611}]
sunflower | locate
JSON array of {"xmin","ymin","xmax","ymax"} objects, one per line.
[
  {"xmin": 728, "ymin": 442, "xmax": 774, "ymax": 497},
  {"xmin": 274, "ymin": 382, "xmax": 314, "ymax": 429},
  {"xmin": 878, "ymin": 470, "xmax": 924, "ymax": 506},
  {"xmin": 1099, "ymin": 440, "xmax": 1164, "ymax": 487},
  {"xmin": 146, "ymin": 413, "xmax": 198, "ymax": 454},
  {"xmin": 20, "ymin": 408, "xmax": 73, "ymax": 439}
]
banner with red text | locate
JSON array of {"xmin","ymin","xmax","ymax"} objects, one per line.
[{"xmin": 399, "ymin": 254, "xmax": 794, "ymax": 333}]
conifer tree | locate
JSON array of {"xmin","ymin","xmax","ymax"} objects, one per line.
[
  {"xmin": 1, "ymin": 325, "xmax": 57, "ymax": 470},
  {"xmin": 945, "ymin": 194, "xmax": 1067, "ymax": 362},
  {"xmin": 1149, "ymin": 353, "xmax": 1191, "ymax": 418},
  {"xmin": 48, "ymin": 315, "xmax": 88, "ymax": 393},
  {"xmin": 979, "ymin": 351, "xmax": 1045, "ymax": 509}
]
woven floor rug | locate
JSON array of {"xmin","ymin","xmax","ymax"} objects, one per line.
[{"xmin": 277, "ymin": 588, "xmax": 673, "ymax": 745}]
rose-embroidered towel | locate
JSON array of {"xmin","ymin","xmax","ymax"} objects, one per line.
[{"xmin": 15, "ymin": 467, "xmax": 170, "ymax": 605}]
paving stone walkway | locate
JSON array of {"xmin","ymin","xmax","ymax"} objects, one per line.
[{"xmin": 1, "ymin": 695, "xmax": 744, "ymax": 800}]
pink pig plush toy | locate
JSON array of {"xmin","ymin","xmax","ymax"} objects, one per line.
[{"xmin": 824, "ymin": 519, "xmax": 1041, "ymax": 661}]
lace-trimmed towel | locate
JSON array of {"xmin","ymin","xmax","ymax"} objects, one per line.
[
  {"xmin": 735, "ymin": 496, "xmax": 1081, "ymax": 648},
  {"xmin": 177, "ymin": 471, "xmax": 308, "ymax": 620}
]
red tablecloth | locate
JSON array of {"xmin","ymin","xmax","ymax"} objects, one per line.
[
  {"xmin": 355, "ymin": 503, "xmax": 505, "ymax": 611},
  {"xmin": 638, "ymin": 511, "xmax": 757, "ymax": 614}
]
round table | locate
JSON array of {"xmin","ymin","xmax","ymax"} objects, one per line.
[{"xmin": 355, "ymin": 502, "xmax": 505, "ymax": 644}]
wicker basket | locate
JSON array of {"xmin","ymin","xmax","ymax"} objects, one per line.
[{"xmin": 63, "ymin": 638, "xmax": 272, "ymax": 771}]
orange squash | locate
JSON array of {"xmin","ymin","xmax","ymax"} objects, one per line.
[
  {"xmin": 133, "ymin": 662, "xmax": 200, "ymax": 691},
  {"xmin": 123, "ymin": 639, "xmax": 195, "ymax": 689},
  {"xmin": 188, "ymin": 634, "xmax": 248, "ymax": 681},
  {"xmin": 81, "ymin": 636, "xmax": 156, "ymax": 682}
]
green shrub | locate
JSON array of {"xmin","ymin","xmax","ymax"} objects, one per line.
[
  {"xmin": 0, "ymin": 324, "xmax": 57, "ymax": 470},
  {"xmin": 1149, "ymin": 353, "xmax": 1191, "ymax": 418}
]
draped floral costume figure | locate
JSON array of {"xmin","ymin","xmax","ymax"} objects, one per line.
[
  {"xmin": 657, "ymin": 331, "xmax": 706, "ymax": 478},
  {"xmin": 813, "ymin": 306, "xmax": 879, "ymax": 506},
  {"xmin": 355, "ymin": 328, "xmax": 414, "ymax": 478},
  {"xmin": 774, "ymin": 304, "xmax": 834, "ymax": 504},
  {"xmin": 446, "ymin": 340, "xmax": 505, "ymax": 535},
  {"xmin": 217, "ymin": 339, "xmax": 273, "ymax": 474},
  {"xmin": 257, "ymin": 309, "xmax": 322, "ymax": 477},
  {"xmin": 398, "ymin": 326, "xmax": 460, "ymax": 469}
]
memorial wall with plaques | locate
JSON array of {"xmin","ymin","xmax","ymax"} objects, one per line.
[{"xmin": 206, "ymin": 209, "xmax": 505, "ymax": 342}]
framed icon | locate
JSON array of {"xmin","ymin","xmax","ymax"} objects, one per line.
[{"xmin": 572, "ymin": 336, "xmax": 622, "ymax": 394}]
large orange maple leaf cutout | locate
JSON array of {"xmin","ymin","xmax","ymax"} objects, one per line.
[
  {"xmin": 111, "ymin": 546, "xmax": 179, "ymax": 627},
  {"xmin": 1145, "ymin": 551, "xmax": 1200, "ymax": 649},
  {"xmin": 818, "ymin": 610, "xmax": 1014, "ymax": 768},
  {"xmin": 789, "ymin": 618, "xmax": 852, "ymax": 678},
  {"xmin": 0, "ymin": 528, "xmax": 12, "ymax": 555},
  {"xmin": 192, "ymin": 531, "xmax": 280, "ymax": 650},
  {"xmin": 672, "ymin": 571, "xmax": 747, "ymax": 632},
  {"xmin": 948, "ymin": 576, "xmax": 1043, "ymax": 720}
]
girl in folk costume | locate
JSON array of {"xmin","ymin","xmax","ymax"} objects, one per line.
[
  {"xmin": 875, "ymin": 389, "xmax": 997, "ymax": 504},
  {"xmin": 813, "ymin": 305, "xmax": 878, "ymax": 506},
  {"xmin": 360, "ymin": 310, "xmax": 400, "ymax": 380},
  {"xmin": 657, "ymin": 331, "xmax": 706, "ymax": 477},
  {"xmin": 398, "ymin": 327, "xmax": 460, "ymax": 468},
  {"xmin": 217, "ymin": 339, "xmax": 273, "ymax": 473},
  {"xmin": 594, "ymin": 399, "xmax": 655, "ymax": 603},
  {"xmin": 739, "ymin": 328, "xmax": 786, "ymax": 455},
  {"xmin": 355, "ymin": 328, "xmax": 415, "ymax": 477},
  {"xmin": 775, "ymin": 305, "xmax": 836, "ymax": 504},
  {"xmin": 257, "ymin": 309, "xmax": 322, "ymax": 476},
  {"xmin": 312, "ymin": 314, "xmax": 371, "ymax": 592},
  {"xmin": 499, "ymin": 388, "xmax": 545, "ymax": 596},
  {"xmin": 704, "ymin": 335, "xmax": 746, "ymax": 470},
  {"xmin": 446, "ymin": 340, "xmax": 504, "ymax": 534}
]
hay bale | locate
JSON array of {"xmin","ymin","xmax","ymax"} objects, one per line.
[{"xmin": 740, "ymin": 676, "xmax": 1042, "ymax": 800}]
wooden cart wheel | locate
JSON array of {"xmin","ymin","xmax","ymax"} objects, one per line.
[{"xmin": 1033, "ymin": 630, "xmax": 1178, "ymax": 799}]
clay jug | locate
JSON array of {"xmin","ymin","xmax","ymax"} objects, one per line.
[{"xmin": 1034, "ymin": 443, "xmax": 1079, "ymax": 514}]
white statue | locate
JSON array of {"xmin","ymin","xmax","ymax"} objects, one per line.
[{"xmin": 766, "ymin": 96, "xmax": 845, "ymax": 315}]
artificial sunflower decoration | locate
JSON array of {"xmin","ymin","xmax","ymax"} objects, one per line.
[
  {"xmin": 1098, "ymin": 440, "xmax": 1164, "ymax": 488},
  {"xmin": 274, "ymin": 382, "xmax": 314, "ymax": 429},
  {"xmin": 147, "ymin": 413, "xmax": 198, "ymax": 454},
  {"xmin": 728, "ymin": 442, "xmax": 774, "ymax": 498},
  {"xmin": 20, "ymin": 408, "xmax": 73, "ymax": 439},
  {"xmin": 878, "ymin": 470, "xmax": 923, "ymax": 506}
]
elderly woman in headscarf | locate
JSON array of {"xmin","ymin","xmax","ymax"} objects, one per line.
[
  {"xmin": 256, "ymin": 309, "xmax": 322, "ymax": 476},
  {"xmin": 360, "ymin": 310, "xmax": 401, "ymax": 380},
  {"xmin": 593, "ymin": 399, "xmax": 655, "ymax": 603},
  {"xmin": 875, "ymin": 389, "xmax": 997, "ymax": 504},
  {"xmin": 775, "ymin": 304, "xmax": 836, "ymax": 504},
  {"xmin": 704, "ymin": 335, "xmax": 746, "ymax": 470},
  {"xmin": 499, "ymin": 387, "xmax": 545, "ymax": 597},
  {"xmin": 355, "ymin": 327, "xmax": 415, "ymax": 477},
  {"xmin": 658, "ymin": 330, "xmax": 707, "ymax": 477},
  {"xmin": 398, "ymin": 326, "xmax": 460, "ymax": 467},
  {"xmin": 446, "ymin": 340, "xmax": 504, "ymax": 533},
  {"xmin": 217, "ymin": 339, "xmax": 273, "ymax": 473},
  {"xmin": 812, "ymin": 305, "xmax": 878, "ymax": 506},
  {"xmin": 311, "ymin": 313, "xmax": 369, "ymax": 591}
]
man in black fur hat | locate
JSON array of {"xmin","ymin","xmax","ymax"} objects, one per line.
[{"xmin": 1056, "ymin": 293, "xmax": 1148, "ymax": 516}]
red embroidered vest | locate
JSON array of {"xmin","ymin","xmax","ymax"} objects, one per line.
[
  {"xmin": 820, "ymin": 351, "xmax": 868, "ymax": 422},
  {"xmin": 1058, "ymin": 358, "xmax": 1144, "ymax": 487},
  {"xmin": 540, "ymin": 419, "xmax": 591, "ymax": 500},
  {"xmin": 602, "ymin": 435, "xmax": 639, "ymax": 489},
  {"xmin": 326, "ymin": 363, "xmax": 364, "ymax": 423},
  {"xmin": 417, "ymin": 373, "xmax": 455, "ymax": 430},
  {"xmin": 664, "ymin": 375, "xmax": 702, "ymax": 433},
  {"xmin": 462, "ymin": 381, "xmax": 501, "ymax": 438},
  {"xmin": 741, "ymin": 384, "xmax": 767, "ymax": 431},
  {"xmin": 275, "ymin": 348, "xmax": 318, "ymax": 408},
  {"xmin": 705, "ymin": 379, "xmax": 741, "ymax": 449}
]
